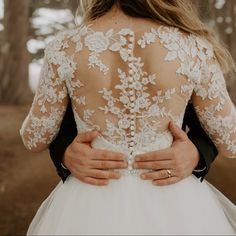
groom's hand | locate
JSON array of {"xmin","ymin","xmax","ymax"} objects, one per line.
[
  {"xmin": 63, "ymin": 131, "xmax": 128, "ymax": 186},
  {"xmin": 133, "ymin": 121, "xmax": 200, "ymax": 186}
]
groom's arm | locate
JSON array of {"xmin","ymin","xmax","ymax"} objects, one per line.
[
  {"xmin": 49, "ymin": 101, "xmax": 76, "ymax": 182},
  {"xmin": 183, "ymin": 103, "xmax": 218, "ymax": 181}
]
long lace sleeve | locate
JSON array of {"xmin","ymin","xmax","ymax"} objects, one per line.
[
  {"xmin": 192, "ymin": 43, "xmax": 236, "ymax": 158},
  {"xmin": 20, "ymin": 38, "xmax": 71, "ymax": 152}
]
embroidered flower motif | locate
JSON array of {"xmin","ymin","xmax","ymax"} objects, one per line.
[
  {"xmin": 118, "ymin": 117, "xmax": 131, "ymax": 129},
  {"xmin": 196, "ymin": 105, "xmax": 236, "ymax": 157},
  {"xmin": 85, "ymin": 32, "xmax": 110, "ymax": 53},
  {"xmin": 138, "ymin": 28, "xmax": 157, "ymax": 48},
  {"xmin": 120, "ymin": 95, "xmax": 130, "ymax": 105},
  {"xmin": 110, "ymin": 107, "xmax": 120, "ymax": 115},
  {"xmin": 136, "ymin": 96, "xmax": 150, "ymax": 109},
  {"xmin": 133, "ymin": 81, "xmax": 142, "ymax": 90}
]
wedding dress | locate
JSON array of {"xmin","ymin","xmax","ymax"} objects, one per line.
[{"xmin": 20, "ymin": 17, "xmax": 236, "ymax": 235}]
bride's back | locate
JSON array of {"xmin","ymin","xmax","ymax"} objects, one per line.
[
  {"xmin": 20, "ymin": 3, "xmax": 236, "ymax": 161},
  {"xmin": 56, "ymin": 9, "xmax": 198, "ymax": 149}
]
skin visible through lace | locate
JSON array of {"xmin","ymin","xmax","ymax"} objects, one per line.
[{"xmin": 20, "ymin": 12, "xmax": 236, "ymax": 164}]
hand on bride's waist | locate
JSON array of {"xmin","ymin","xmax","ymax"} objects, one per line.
[
  {"xmin": 63, "ymin": 122, "xmax": 200, "ymax": 187},
  {"xmin": 63, "ymin": 130, "xmax": 128, "ymax": 186},
  {"xmin": 133, "ymin": 122, "xmax": 200, "ymax": 186}
]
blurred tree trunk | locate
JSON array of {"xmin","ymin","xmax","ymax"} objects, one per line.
[
  {"xmin": 213, "ymin": 0, "xmax": 236, "ymax": 102},
  {"xmin": 214, "ymin": 0, "xmax": 236, "ymax": 61},
  {"xmin": 0, "ymin": 0, "xmax": 33, "ymax": 105}
]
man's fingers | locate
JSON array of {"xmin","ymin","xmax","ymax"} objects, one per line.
[
  {"xmin": 152, "ymin": 176, "xmax": 180, "ymax": 186},
  {"xmin": 76, "ymin": 131, "xmax": 99, "ymax": 143},
  {"xmin": 85, "ymin": 169, "xmax": 121, "ymax": 179},
  {"xmin": 75, "ymin": 172, "xmax": 109, "ymax": 186},
  {"xmin": 90, "ymin": 160, "xmax": 128, "ymax": 169},
  {"xmin": 91, "ymin": 149, "xmax": 127, "ymax": 161},
  {"xmin": 168, "ymin": 121, "xmax": 187, "ymax": 141},
  {"xmin": 140, "ymin": 169, "xmax": 175, "ymax": 180},
  {"xmin": 135, "ymin": 149, "xmax": 172, "ymax": 162},
  {"xmin": 133, "ymin": 160, "xmax": 172, "ymax": 170}
]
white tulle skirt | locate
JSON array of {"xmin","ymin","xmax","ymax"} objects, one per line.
[{"xmin": 27, "ymin": 173, "xmax": 236, "ymax": 235}]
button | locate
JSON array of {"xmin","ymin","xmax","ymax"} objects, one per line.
[
  {"xmin": 130, "ymin": 126, "xmax": 135, "ymax": 130},
  {"xmin": 130, "ymin": 120, "xmax": 135, "ymax": 125},
  {"xmin": 130, "ymin": 141, "xmax": 135, "ymax": 146},
  {"xmin": 130, "ymin": 138, "xmax": 135, "ymax": 143},
  {"xmin": 128, "ymin": 155, "xmax": 133, "ymax": 160},
  {"xmin": 128, "ymin": 44, "xmax": 133, "ymax": 49},
  {"xmin": 130, "ymin": 102, "xmax": 135, "ymax": 107},
  {"xmin": 129, "ymin": 90, "xmax": 134, "ymax": 95},
  {"xmin": 131, "ymin": 131, "xmax": 135, "ymax": 136}
]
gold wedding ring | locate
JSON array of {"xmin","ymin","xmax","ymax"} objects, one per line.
[{"xmin": 166, "ymin": 169, "xmax": 172, "ymax": 178}]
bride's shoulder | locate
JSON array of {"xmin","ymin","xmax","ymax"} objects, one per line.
[
  {"xmin": 161, "ymin": 24, "xmax": 215, "ymax": 59},
  {"xmin": 43, "ymin": 27, "xmax": 82, "ymax": 58}
]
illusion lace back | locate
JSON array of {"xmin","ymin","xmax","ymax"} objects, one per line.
[{"xmin": 20, "ymin": 21, "xmax": 236, "ymax": 165}]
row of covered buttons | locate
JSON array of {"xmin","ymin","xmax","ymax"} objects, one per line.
[
  {"xmin": 128, "ymin": 65, "xmax": 136, "ymax": 170},
  {"xmin": 126, "ymin": 34, "xmax": 136, "ymax": 171}
]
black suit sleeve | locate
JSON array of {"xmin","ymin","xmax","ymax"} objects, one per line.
[
  {"xmin": 49, "ymin": 101, "xmax": 77, "ymax": 182},
  {"xmin": 183, "ymin": 103, "xmax": 218, "ymax": 181}
]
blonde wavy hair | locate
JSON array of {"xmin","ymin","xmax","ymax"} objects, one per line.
[{"xmin": 78, "ymin": 0, "xmax": 235, "ymax": 75}]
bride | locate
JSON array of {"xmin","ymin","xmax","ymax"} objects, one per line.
[{"xmin": 20, "ymin": 0, "xmax": 236, "ymax": 235}]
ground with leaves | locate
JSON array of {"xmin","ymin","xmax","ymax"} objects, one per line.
[{"xmin": 0, "ymin": 105, "xmax": 236, "ymax": 235}]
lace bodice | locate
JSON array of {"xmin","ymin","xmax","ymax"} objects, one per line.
[{"xmin": 20, "ymin": 20, "xmax": 236, "ymax": 170}]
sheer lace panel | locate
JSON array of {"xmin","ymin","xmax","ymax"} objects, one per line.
[
  {"xmin": 20, "ymin": 23, "xmax": 236, "ymax": 159},
  {"xmin": 20, "ymin": 33, "xmax": 70, "ymax": 151},
  {"xmin": 192, "ymin": 56, "xmax": 236, "ymax": 158}
]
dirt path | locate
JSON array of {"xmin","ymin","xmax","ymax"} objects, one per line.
[{"xmin": 0, "ymin": 105, "xmax": 235, "ymax": 235}]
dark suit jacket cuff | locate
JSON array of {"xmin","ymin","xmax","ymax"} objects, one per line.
[
  {"xmin": 188, "ymin": 135, "xmax": 216, "ymax": 181},
  {"xmin": 49, "ymin": 136, "xmax": 73, "ymax": 182},
  {"xmin": 192, "ymin": 152, "xmax": 209, "ymax": 182}
]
